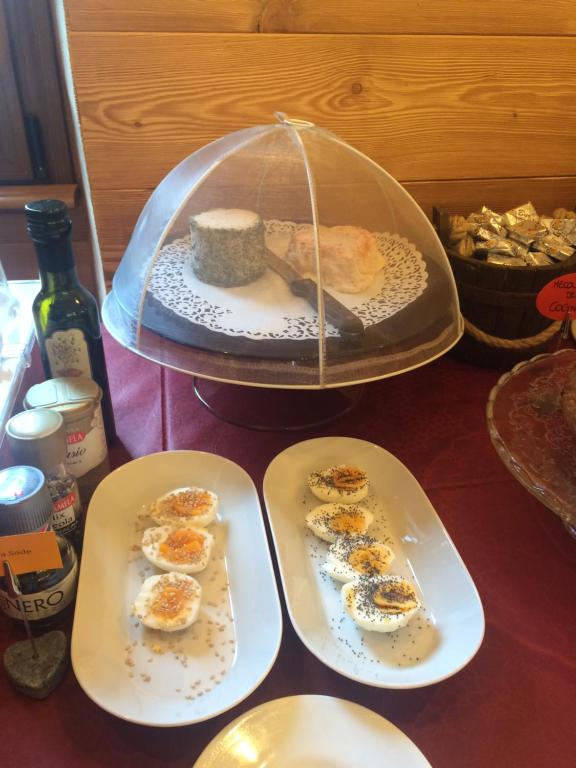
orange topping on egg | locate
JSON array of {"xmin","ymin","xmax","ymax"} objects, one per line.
[
  {"xmin": 348, "ymin": 546, "xmax": 387, "ymax": 574},
  {"xmin": 169, "ymin": 489, "xmax": 213, "ymax": 517},
  {"xmin": 330, "ymin": 511, "xmax": 366, "ymax": 535},
  {"xmin": 150, "ymin": 581, "xmax": 195, "ymax": 620},
  {"xmin": 159, "ymin": 529, "xmax": 205, "ymax": 564},
  {"xmin": 330, "ymin": 466, "xmax": 366, "ymax": 490}
]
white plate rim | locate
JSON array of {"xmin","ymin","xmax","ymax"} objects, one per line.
[
  {"xmin": 71, "ymin": 449, "xmax": 283, "ymax": 727},
  {"xmin": 193, "ymin": 694, "xmax": 432, "ymax": 767},
  {"xmin": 263, "ymin": 436, "xmax": 485, "ymax": 689}
]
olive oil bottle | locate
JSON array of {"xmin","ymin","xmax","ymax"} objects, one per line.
[{"xmin": 25, "ymin": 199, "xmax": 116, "ymax": 443}]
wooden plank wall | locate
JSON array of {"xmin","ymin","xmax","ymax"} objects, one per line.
[{"xmin": 63, "ymin": 0, "xmax": 576, "ymax": 284}]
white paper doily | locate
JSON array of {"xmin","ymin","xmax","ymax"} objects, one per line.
[{"xmin": 146, "ymin": 221, "xmax": 428, "ymax": 341}]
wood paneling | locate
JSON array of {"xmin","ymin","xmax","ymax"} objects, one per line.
[
  {"xmin": 69, "ymin": 32, "xmax": 576, "ymax": 190},
  {"xmin": 0, "ymin": 4, "xmax": 33, "ymax": 181},
  {"xmin": 5, "ymin": 0, "xmax": 74, "ymax": 183},
  {"xmin": 0, "ymin": 184, "xmax": 77, "ymax": 210},
  {"xmin": 65, "ymin": 0, "xmax": 576, "ymax": 36},
  {"xmin": 62, "ymin": 1, "xmax": 576, "ymax": 280}
]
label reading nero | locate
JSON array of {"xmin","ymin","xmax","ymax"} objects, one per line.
[
  {"xmin": 0, "ymin": 557, "xmax": 78, "ymax": 621},
  {"xmin": 45, "ymin": 328, "xmax": 92, "ymax": 378},
  {"xmin": 65, "ymin": 404, "xmax": 107, "ymax": 477}
]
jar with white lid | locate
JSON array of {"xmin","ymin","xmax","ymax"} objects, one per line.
[
  {"xmin": 5, "ymin": 409, "xmax": 82, "ymax": 542},
  {"xmin": 23, "ymin": 377, "xmax": 110, "ymax": 501}
]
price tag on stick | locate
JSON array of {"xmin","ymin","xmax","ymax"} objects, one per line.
[
  {"xmin": 0, "ymin": 531, "xmax": 62, "ymax": 576},
  {"xmin": 536, "ymin": 273, "xmax": 576, "ymax": 320}
]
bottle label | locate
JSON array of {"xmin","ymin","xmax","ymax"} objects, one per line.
[
  {"xmin": 0, "ymin": 557, "xmax": 78, "ymax": 621},
  {"xmin": 45, "ymin": 328, "xmax": 92, "ymax": 378},
  {"xmin": 65, "ymin": 404, "xmax": 108, "ymax": 477},
  {"xmin": 46, "ymin": 473, "xmax": 81, "ymax": 533},
  {"xmin": 51, "ymin": 493, "xmax": 78, "ymax": 531}
]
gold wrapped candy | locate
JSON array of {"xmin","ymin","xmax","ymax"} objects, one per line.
[{"xmin": 448, "ymin": 202, "xmax": 576, "ymax": 268}]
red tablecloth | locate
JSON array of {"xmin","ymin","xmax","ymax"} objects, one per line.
[{"xmin": 1, "ymin": 334, "xmax": 575, "ymax": 768}]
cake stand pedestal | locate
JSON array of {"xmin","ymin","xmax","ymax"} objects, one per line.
[{"xmin": 192, "ymin": 378, "xmax": 364, "ymax": 431}]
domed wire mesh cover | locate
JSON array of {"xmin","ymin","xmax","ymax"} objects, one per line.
[{"xmin": 103, "ymin": 115, "xmax": 462, "ymax": 388}]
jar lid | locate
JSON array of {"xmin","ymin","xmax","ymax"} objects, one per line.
[
  {"xmin": 0, "ymin": 466, "xmax": 53, "ymax": 535},
  {"xmin": 5, "ymin": 409, "xmax": 67, "ymax": 472},
  {"xmin": 24, "ymin": 377, "xmax": 102, "ymax": 419}
]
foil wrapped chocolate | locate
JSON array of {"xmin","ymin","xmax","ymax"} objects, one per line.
[
  {"xmin": 507, "ymin": 220, "xmax": 547, "ymax": 247},
  {"xmin": 502, "ymin": 202, "xmax": 539, "ymax": 228},
  {"xmin": 535, "ymin": 235, "xmax": 575, "ymax": 262},
  {"xmin": 467, "ymin": 209, "xmax": 507, "ymax": 238},
  {"xmin": 540, "ymin": 218, "xmax": 576, "ymax": 239},
  {"xmin": 486, "ymin": 254, "xmax": 526, "ymax": 267},
  {"xmin": 447, "ymin": 201, "xmax": 576, "ymax": 268},
  {"xmin": 475, "ymin": 237, "xmax": 528, "ymax": 260},
  {"xmin": 524, "ymin": 251, "xmax": 554, "ymax": 266}
]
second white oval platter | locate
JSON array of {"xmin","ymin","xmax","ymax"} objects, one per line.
[{"xmin": 263, "ymin": 436, "xmax": 484, "ymax": 688}]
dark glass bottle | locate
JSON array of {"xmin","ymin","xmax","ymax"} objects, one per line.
[{"xmin": 25, "ymin": 199, "xmax": 116, "ymax": 443}]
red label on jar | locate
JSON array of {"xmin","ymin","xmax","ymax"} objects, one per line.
[
  {"xmin": 67, "ymin": 431, "xmax": 86, "ymax": 445},
  {"xmin": 536, "ymin": 273, "xmax": 576, "ymax": 320},
  {"xmin": 53, "ymin": 493, "xmax": 76, "ymax": 513}
]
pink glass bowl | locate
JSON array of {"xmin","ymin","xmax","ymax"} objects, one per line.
[{"xmin": 487, "ymin": 348, "xmax": 576, "ymax": 537}]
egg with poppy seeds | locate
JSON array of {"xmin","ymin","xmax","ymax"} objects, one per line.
[
  {"xmin": 323, "ymin": 534, "xmax": 395, "ymax": 582},
  {"xmin": 305, "ymin": 503, "xmax": 373, "ymax": 543},
  {"xmin": 150, "ymin": 486, "xmax": 218, "ymax": 528},
  {"xmin": 308, "ymin": 464, "xmax": 369, "ymax": 504},
  {"xmin": 341, "ymin": 574, "xmax": 421, "ymax": 632},
  {"xmin": 141, "ymin": 525, "xmax": 214, "ymax": 574}
]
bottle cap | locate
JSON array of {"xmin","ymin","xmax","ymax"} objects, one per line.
[
  {"xmin": 0, "ymin": 466, "xmax": 53, "ymax": 535},
  {"xmin": 24, "ymin": 377, "xmax": 103, "ymax": 421},
  {"xmin": 24, "ymin": 199, "xmax": 71, "ymax": 242},
  {"xmin": 5, "ymin": 410, "xmax": 67, "ymax": 473}
]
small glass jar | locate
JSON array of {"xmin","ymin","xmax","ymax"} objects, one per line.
[
  {"xmin": 0, "ymin": 466, "xmax": 78, "ymax": 627},
  {"xmin": 23, "ymin": 377, "xmax": 110, "ymax": 502},
  {"xmin": 6, "ymin": 408, "xmax": 83, "ymax": 544}
]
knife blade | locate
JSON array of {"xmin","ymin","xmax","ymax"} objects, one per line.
[{"xmin": 265, "ymin": 249, "xmax": 364, "ymax": 339}]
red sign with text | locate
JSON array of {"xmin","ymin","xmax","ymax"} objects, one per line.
[{"xmin": 536, "ymin": 273, "xmax": 576, "ymax": 320}]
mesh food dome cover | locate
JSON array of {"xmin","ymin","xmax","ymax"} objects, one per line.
[{"xmin": 103, "ymin": 115, "xmax": 462, "ymax": 388}]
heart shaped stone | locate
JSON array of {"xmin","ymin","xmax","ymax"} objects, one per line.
[{"xmin": 3, "ymin": 630, "xmax": 68, "ymax": 699}]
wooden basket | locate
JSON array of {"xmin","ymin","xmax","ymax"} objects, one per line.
[{"xmin": 433, "ymin": 207, "xmax": 576, "ymax": 368}]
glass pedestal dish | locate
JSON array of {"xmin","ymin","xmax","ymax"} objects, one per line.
[{"xmin": 487, "ymin": 348, "xmax": 576, "ymax": 537}]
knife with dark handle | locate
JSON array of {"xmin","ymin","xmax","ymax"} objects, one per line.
[{"xmin": 265, "ymin": 249, "xmax": 364, "ymax": 340}]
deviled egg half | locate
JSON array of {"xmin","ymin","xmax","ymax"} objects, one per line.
[
  {"xmin": 341, "ymin": 574, "xmax": 420, "ymax": 633},
  {"xmin": 150, "ymin": 486, "xmax": 218, "ymax": 528},
  {"xmin": 133, "ymin": 572, "xmax": 202, "ymax": 632},
  {"xmin": 308, "ymin": 464, "xmax": 369, "ymax": 504},
  {"xmin": 141, "ymin": 525, "xmax": 214, "ymax": 574},
  {"xmin": 323, "ymin": 534, "xmax": 394, "ymax": 582},
  {"xmin": 305, "ymin": 503, "xmax": 373, "ymax": 543}
]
